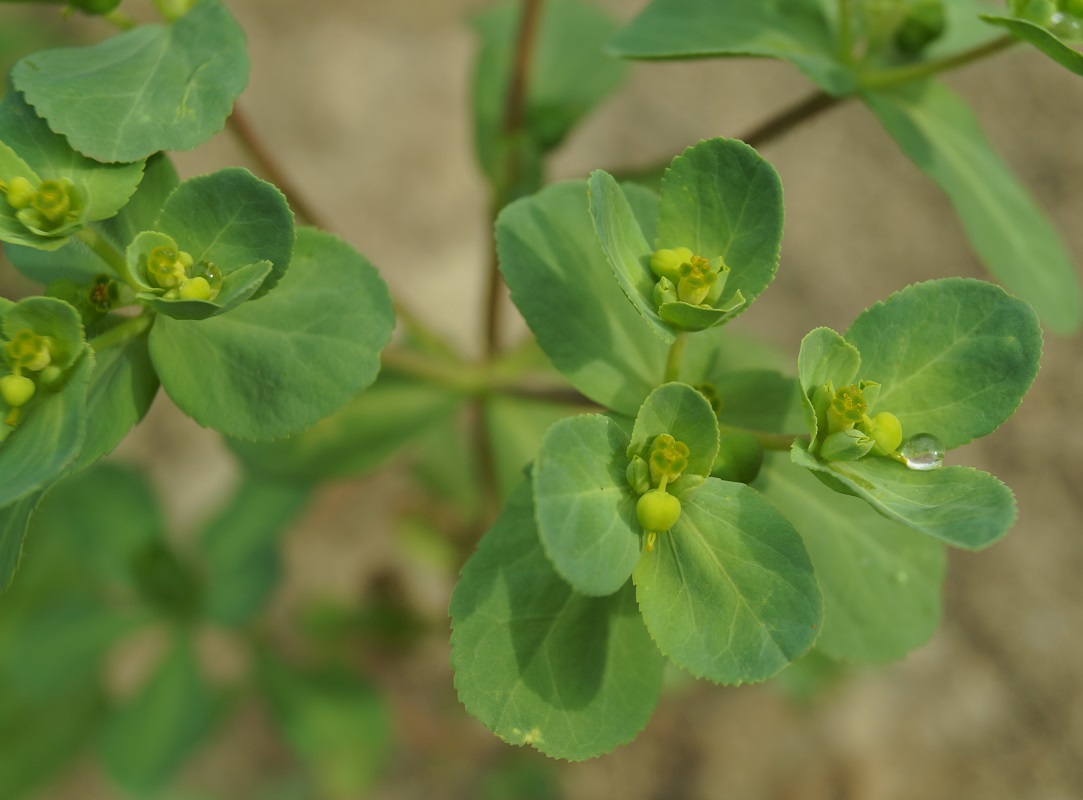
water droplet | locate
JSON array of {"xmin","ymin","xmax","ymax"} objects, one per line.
[{"xmin": 899, "ymin": 433, "xmax": 945, "ymax": 471}]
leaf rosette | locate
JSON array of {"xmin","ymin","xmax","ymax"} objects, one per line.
[{"xmin": 793, "ymin": 278, "xmax": 1042, "ymax": 550}]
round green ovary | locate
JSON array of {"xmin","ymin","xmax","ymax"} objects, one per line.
[
  {"xmin": 636, "ymin": 489, "xmax": 681, "ymax": 534},
  {"xmin": 0, "ymin": 374, "xmax": 35, "ymax": 407}
]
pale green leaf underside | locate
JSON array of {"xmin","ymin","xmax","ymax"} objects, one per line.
[
  {"xmin": 792, "ymin": 442, "xmax": 1016, "ymax": 550},
  {"xmin": 588, "ymin": 169, "xmax": 670, "ymax": 343},
  {"xmin": 758, "ymin": 454, "xmax": 945, "ymax": 663},
  {"xmin": 981, "ymin": 15, "xmax": 1083, "ymax": 75},
  {"xmin": 608, "ymin": 0, "xmax": 855, "ymax": 95},
  {"xmin": 450, "ymin": 482, "xmax": 664, "ymax": 761},
  {"xmin": 149, "ymin": 228, "xmax": 393, "ymax": 441},
  {"xmin": 657, "ymin": 138, "xmax": 784, "ymax": 318},
  {"xmin": 533, "ymin": 414, "xmax": 640, "ymax": 597},
  {"xmin": 846, "ymin": 278, "xmax": 1042, "ymax": 449},
  {"xmin": 629, "ymin": 382, "xmax": 719, "ymax": 477},
  {"xmin": 13, "ymin": 0, "xmax": 249, "ymax": 163},
  {"xmin": 498, "ymin": 180, "xmax": 668, "ymax": 416},
  {"xmin": 796, "ymin": 326, "xmax": 860, "ymax": 440},
  {"xmin": 0, "ymin": 492, "xmax": 43, "ymax": 592},
  {"xmin": 229, "ymin": 374, "xmax": 464, "ymax": 484},
  {"xmin": 633, "ymin": 478, "xmax": 822, "ymax": 685},
  {"xmin": 864, "ymin": 81, "xmax": 1081, "ymax": 334}
]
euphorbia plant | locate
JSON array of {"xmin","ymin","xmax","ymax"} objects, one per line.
[{"xmin": 0, "ymin": 0, "xmax": 1074, "ymax": 793}]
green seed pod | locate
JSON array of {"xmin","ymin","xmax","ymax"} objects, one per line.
[
  {"xmin": 0, "ymin": 374, "xmax": 36, "ymax": 408},
  {"xmin": 676, "ymin": 255, "xmax": 717, "ymax": 305},
  {"xmin": 864, "ymin": 411, "xmax": 903, "ymax": 456},
  {"xmin": 3, "ymin": 176, "xmax": 35, "ymax": 210},
  {"xmin": 649, "ymin": 434, "xmax": 690, "ymax": 485},
  {"xmin": 894, "ymin": 0, "xmax": 947, "ymax": 53},
  {"xmin": 820, "ymin": 428, "xmax": 875, "ymax": 461},
  {"xmin": 178, "ymin": 276, "xmax": 212, "ymax": 301},
  {"xmin": 38, "ymin": 365, "xmax": 65, "ymax": 390},
  {"xmin": 190, "ymin": 261, "xmax": 223, "ymax": 299},
  {"xmin": 636, "ymin": 489, "xmax": 682, "ymax": 534},
  {"xmin": 650, "ymin": 247, "xmax": 693, "ymax": 282},
  {"xmin": 626, "ymin": 455, "xmax": 651, "ymax": 495},
  {"xmin": 712, "ymin": 432, "xmax": 764, "ymax": 484},
  {"xmin": 1020, "ymin": 0, "xmax": 1057, "ymax": 23}
]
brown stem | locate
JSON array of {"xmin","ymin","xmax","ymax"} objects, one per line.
[
  {"xmin": 741, "ymin": 89, "xmax": 843, "ymax": 150},
  {"xmin": 484, "ymin": 0, "xmax": 545, "ymax": 360},
  {"xmin": 227, "ymin": 104, "xmax": 326, "ymax": 228}
]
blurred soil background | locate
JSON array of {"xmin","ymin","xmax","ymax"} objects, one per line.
[{"xmin": 2, "ymin": 1, "xmax": 1082, "ymax": 798}]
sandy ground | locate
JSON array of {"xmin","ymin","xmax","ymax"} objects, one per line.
[{"xmin": 2, "ymin": 1, "xmax": 1083, "ymax": 798}]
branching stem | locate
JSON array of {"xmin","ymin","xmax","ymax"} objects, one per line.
[
  {"xmin": 76, "ymin": 228, "xmax": 137, "ymax": 286},
  {"xmin": 663, "ymin": 333, "xmax": 687, "ymax": 383},
  {"xmin": 860, "ymin": 34, "xmax": 1018, "ymax": 90},
  {"xmin": 87, "ymin": 312, "xmax": 154, "ymax": 352}
]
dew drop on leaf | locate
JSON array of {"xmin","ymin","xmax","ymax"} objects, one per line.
[{"xmin": 899, "ymin": 433, "xmax": 945, "ymax": 471}]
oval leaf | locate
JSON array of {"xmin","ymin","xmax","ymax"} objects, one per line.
[
  {"xmin": 533, "ymin": 414, "xmax": 640, "ymax": 597},
  {"xmin": 13, "ymin": 0, "xmax": 249, "ymax": 163},
  {"xmin": 450, "ymin": 482, "xmax": 665, "ymax": 761},
  {"xmin": 149, "ymin": 228, "xmax": 394, "ymax": 441},
  {"xmin": 633, "ymin": 478, "xmax": 822, "ymax": 684},
  {"xmin": 628, "ymin": 382, "xmax": 719, "ymax": 478}
]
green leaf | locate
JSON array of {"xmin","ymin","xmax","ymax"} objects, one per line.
[
  {"xmin": 587, "ymin": 169, "xmax": 670, "ymax": 342},
  {"xmin": 796, "ymin": 326, "xmax": 861, "ymax": 439},
  {"xmin": 485, "ymin": 393, "xmax": 578, "ymax": 501},
  {"xmin": 845, "ymin": 279, "xmax": 1042, "ymax": 449},
  {"xmin": 5, "ymin": 152, "xmax": 178, "ymax": 285},
  {"xmin": 13, "ymin": 0, "xmax": 249, "ymax": 163},
  {"xmin": 0, "ymin": 88, "xmax": 144, "ymax": 236},
  {"xmin": 533, "ymin": 414, "xmax": 640, "ymax": 597},
  {"xmin": 792, "ymin": 441, "xmax": 1017, "ymax": 549},
  {"xmin": 711, "ymin": 370, "xmax": 805, "ymax": 435},
  {"xmin": 863, "ymin": 81, "xmax": 1082, "ymax": 334},
  {"xmin": 656, "ymin": 138, "xmax": 784, "ymax": 318},
  {"xmin": 155, "ymin": 168, "xmax": 295, "ymax": 297},
  {"xmin": 498, "ymin": 180, "xmax": 668, "ymax": 416},
  {"xmin": 451, "ymin": 482, "xmax": 665, "ymax": 761},
  {"xmin": 201, "ymin": 478, "xmax": 309, "ymax": 627},
  {"xmin": 0, "ymin": 348, "xmax": 92, "ymax": 508},
  {"xmin": 608, "ymin": 0, "xmax": 855, "ymax": 95},
  {"xmin": 471, "ymin": 0, "xmax": 627, "ymax": 184},
  {"xmin": 228, "ymin": 373, "xmax": 464, "ymax": 484},
  {"xmin": 0, "ymin": 492, "xmax": 41, "ymax": 591},
  {"xmin": 633, "ymin": 478, "xmax": 822, "ymax": 684},
  {"xmin": 628, "ymin": 382, "xmax": 719, "ymax": 477},
  {"xmin": 149, "ymin": 228, "xmax": 394, "ymax": 441},
  {"xmin": 77, "ymin": 321, "xmax": 159, "ymax": 471},
  {"xmin": 260, "ymin": 657, "xmax": 391, "ymax": 797},
  {"xmin": 99, "ymin": 641, "xmax": 218, "ymax": 794},
  {"xmin": 758, "ymin": 454, "xmax": 946, "ymax": 663},
  {"xmin": 0, "ymin": 684, "xmax": 104, "ymax": 800},
  {"xmin": 981, "ymin": 14, "xmax": 1083, "ymax": 75}
]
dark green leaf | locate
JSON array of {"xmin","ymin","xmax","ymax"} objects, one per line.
[
  {"xmin": 149, "ymin": 228, "xmax": 394, "ymax": 441},
  {"xmin": 628, "ymin": 381, "xmax": 719, "ymax": 477},
  {"xmin": 981, "ymin": 14, "xmax": 1083, "ymax": 75},
  {"xmin": 633, "ymin": 478, "xmax": 822, "ymax": 684},
  {"xmin": 864, "ymin": 81, "xmax": 1082, "ymax": 333},
  {"xmin": 451, "ymin": 482, "xmax": 665, "ymax": 761},
  {"xmin": 13, "ymin": 0, "xmax": 249, "ymax": 162}
]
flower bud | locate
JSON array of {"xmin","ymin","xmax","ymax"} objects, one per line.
[
  {"xmin": 712, "ymin": 432, "xmax": 764, "ymax": 484},
  {"xmin": 178, "ymin": 276, "xmax": 212, "ymax": 301},
  {"xmin": 650, "ymin": 247, "xmax": 693, "ymax": 283},
  {"xmin": 626, "ymin": 456, "xmax": 651, "ymax": 495},
  {"xmin": 894, "ymin": 0, "xmax": 947, "ymax": 52},
  {"xmin": 0, "ymin": 374, "xmax": 35, "ymax": 408},
  {"xmin": 3, "ymin": 176, "xmax": 35, "ymax": 210},
  {"xmin": 636, "ymin": 489, "xmax": 682, "ymax": 534},
  {"xmin": 653, "ymin": 276, "xmax": 678, "ymax": 307},
  {"xmin": 820, "ymin": 428, "xmax": 875, "ymax": 461},
  {"xmin": 38, "ymin": 365, "xmax": 65, "ymax": 390}
]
